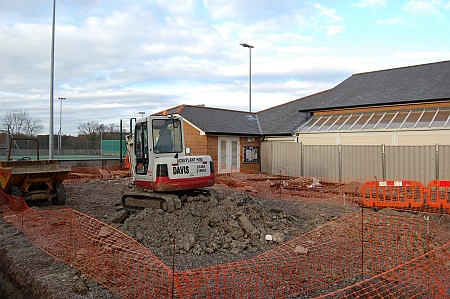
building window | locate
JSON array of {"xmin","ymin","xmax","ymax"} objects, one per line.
[{"xmin": 300, "ymin": 108, "xmax": 450, "ymax": 133}]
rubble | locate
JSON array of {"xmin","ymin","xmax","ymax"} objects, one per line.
[{"xmin": 114, "ymin": 185, "xmax": 335, "ymax": 269}]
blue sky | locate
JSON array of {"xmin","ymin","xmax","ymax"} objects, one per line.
[{"xmin": 1, "ymin": 0, "xmax": 449, "ymax": 135}]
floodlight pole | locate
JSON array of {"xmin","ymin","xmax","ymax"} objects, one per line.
[
  {"xmin": 49, "ymin": 0, "xmax": 56, "ymax": 159},
  {"xmin": 240, "ymin": 43, "xmax": 254, "ymax": 112}
]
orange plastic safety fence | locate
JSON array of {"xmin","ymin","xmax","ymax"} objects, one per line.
[
  {"xmin": 360, "ymin": 179, "xmax": 450, "ymax": 213},
  {"xmin": 320, "ymin": 241, "xmax": 450, "ymax": 298},
  {"xmin": 216, "ymin": 172, "xmax": 366, "ymax": 207},
  {"xmin": 66, "ymin": 163, "xmax": 130, "ymax": 181},
  {"xmin": 0, "ymin": 190, "xmax": 171, "ymax": 299},
  {"xmin": 427, "ymin": 180, "xmax": 450, "ymax": 210},
  {"xmin": 360, "ymin": 180, "xmax": 425, "ymax": 209},
  {"xmin": 3, "ymin": 168, "xmax": 450, "ymax": 299},
  {"xmin": 2, "ymin": 187, "xmax": 450, "ymax": 298}
]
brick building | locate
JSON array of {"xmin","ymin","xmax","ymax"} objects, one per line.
[
  {"xmin": 155, "ymin": 105, "xmax": 262, "ymax": 173},
  {"xmin": 261, "ymin": 60, "xmax": 450, "ymax": 145},
  {"xmin": 155, "ymin": 60, "xmax": 450, "ymax": 173}
]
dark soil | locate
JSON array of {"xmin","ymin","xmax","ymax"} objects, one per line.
[{"xmin": 1, "ymin": 176, "xmax": 449, "ymax": 298}]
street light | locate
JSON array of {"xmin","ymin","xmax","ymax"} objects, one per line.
[
  {"xmin": 49, "ymin": 0, "xmax": 57, "ymax": 159},
  {"xmin": 240, "ymin": 43, "xmax": 254, "ymax": 112},
  {"xmin": 58, "ymin": 97, "xmax": 66, "ymax": 156},
  {"xmin": 138, "ymin": 111, "xmax": 145, "ymax": 118}
]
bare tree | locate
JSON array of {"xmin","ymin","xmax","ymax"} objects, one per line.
[
  {"xmin": 2, "ymin": 110, "xmax": 43, "ymax": 137},
  {"xmin": 24, "ymin": 117, "xmax": 44, "ymax": 137},
  {"xmin": 78, "ymin": 121, "xmax": 100, "ymax": 141},
  {"xmin": 78, "ymin": 121, "xmax": 119, "ymax": 141},
  {"xmin": 97, "ymin": 123, "xmax": 119, "ymax": 134}
]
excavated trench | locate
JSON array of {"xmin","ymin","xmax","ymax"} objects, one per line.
[
  {"xmin": 0, "ymin": 271, "xmax": 25, "ymax": 299},
  {"xmin": 0, "ymin": 252, "xmax": 36, "ymax": 299}
]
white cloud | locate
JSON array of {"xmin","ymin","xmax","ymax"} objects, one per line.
[
  {"xmin": 352, "ymin": 0, "xmax": 387, "ymax": 9},
  {"xmin": 312, "ymin": 3, "xmax": 345, "ymax": 36},
  {"xmin": 403, "ymin": 0, "xmax": 443, "ymax": 15},
  {"xmin": 326, "ymin": 25, "xmax": 345, "ymax": 36},
  {"xmin": 314, "ymin": 3, "xmax": 344, "ymax": 23},
  {"xmin": 376, "ymin": 17, "xmax": 406, "ymax": 25}
]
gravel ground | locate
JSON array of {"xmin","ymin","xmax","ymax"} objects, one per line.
[{"xmin": 1, "ymin": 176, "xmax": 449, "ymax": 298}]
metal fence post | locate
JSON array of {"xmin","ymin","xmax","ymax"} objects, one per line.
[
  {"xmin": 382, "ymin": 144, "xmax": 386, "ymax": 180},
  {"xmin": 119, "ymin": 119, "xmax": 123, "ymax": 164},
  {"xmin": 270, "ymin": 142, "xmax": 274, "ymax": 174},
  {"xmin": 300, "ymin": 142, "xmax": 304, "ymax": 177},
  {"xmin": 435, "ymin": 143, "xmax": 440, "ymax": 180},
  {"xmin": 338, "ymin": 144, "xmax": 342, "ymax": 184}
]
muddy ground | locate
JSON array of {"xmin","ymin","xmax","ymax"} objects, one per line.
[{"xmin": 1, "ymin": 175, "xmax": 449, "ymax": 298}]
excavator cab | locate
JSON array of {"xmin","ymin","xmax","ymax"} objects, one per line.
[
  {"xmin": 134, "ymin": 117, "xmax": 183, "ymax": 175},
  {"xmin": 126, "ymin": 114, "xmax": 215, "ymax": 194}
]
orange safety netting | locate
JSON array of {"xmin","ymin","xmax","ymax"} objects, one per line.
[
  {"xmin": 66, "ymin": 163, "xmax": 130, "ymax": 181},
  {"xmin": 0, "ymin": 191, "xmax": 171, "ymax": 298},
  {"xmin": 1, "ymin": 165, "xmax": 450, "ymax": 298}
]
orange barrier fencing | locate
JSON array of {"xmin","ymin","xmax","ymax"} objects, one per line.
[
  {"xmin": 361, "ymin": 179, "xmax": 450, "ymax": 211},
  {"xmin": 1, "ymin": 187, "xmax": 450, "ymax": 298},
  {"xmin": 0, "ymin": 190, "xmax": 171, "ymax": 298},
  {"xmin": 66, "ymin": 163, "xmax": 130, "ymax": 181},
  {"xmin": 320, "ymin": 242, "xmax": 450, "ymax": 298},
  {"xmin": 427, "ymin": 180, "xmax": 450, "ymax": 210},
  {"xmin": 360, "ymin": 180, "xmax": 425, "ymax": 209},
  {"xmin": 216, "ymin": 171, "xmax": 366, "ymax": 207}
]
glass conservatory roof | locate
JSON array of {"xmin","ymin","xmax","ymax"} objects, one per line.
[{"xmin": 299, "ymin": 108, "xmax": 450, "ymax": 133}]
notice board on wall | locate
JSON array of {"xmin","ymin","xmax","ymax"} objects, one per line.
[{"xmin": 243, "ymin": 146, "xmax": 259, "ymax": 163}]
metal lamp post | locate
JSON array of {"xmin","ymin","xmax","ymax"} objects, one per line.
[
  {"xmin": 138, "ymin": 111, "xmax": 145, "ymax": 119},
  {"xmin": 240, "ymin": 43, "xmax": 254, "ymax": 112},
  {"xmin": 49, "ymin": 0, "xmax": 57, "ymax": 159},
  {"xmin": 58, "ymin": 97, "xmax": 66, "ymax": 156}
]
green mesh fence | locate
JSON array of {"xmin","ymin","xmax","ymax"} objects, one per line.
[{"xmin": 101, "ymin": 140, "xmax": 126, "ymax": 156}]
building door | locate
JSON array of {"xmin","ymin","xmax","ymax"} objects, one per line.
[{"xmin": 218, "ymin": 137, "xmax": 240, "ymax": 173}]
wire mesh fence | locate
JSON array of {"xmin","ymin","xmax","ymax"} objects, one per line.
[{"xmin": 1, "ymin": 164, "xmax": 450, "ymax": 298}]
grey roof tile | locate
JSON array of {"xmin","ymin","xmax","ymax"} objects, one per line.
[
  {"xmin": 156, "ymin": 105, "xmax": 263, "ymax": 135},
  {"xmin": 257, "ymin": 60, "xmax": 450, "ymax": 135},
  {"xmin": 155, "ymin": 60, "xmax": 450, "ymax": 137}
]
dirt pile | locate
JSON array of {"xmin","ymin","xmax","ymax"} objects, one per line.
[{"xmin": 117, "ymin": 186, "xmax": 306, "ymax": 270}]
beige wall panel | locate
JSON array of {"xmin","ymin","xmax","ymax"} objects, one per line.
[
  {"xmin": 260, "ymin": 142, "xmax": 273, "ymax": 173},
  {"xmin": 439, "ymin": 145, "xmax": 450, "ymax": 180},
  {"xmin": 271, "ymin": 142, "xmax": 302, "ymax": 176},
  {"xmin": 340, "ymin": 133, "xmax": 392, "ymax": 145},
  {"xmin": 298, "ymin": 134, "xmax": 337, "ymax": 145},
  {"xmin": 397, "ymin": 130, "xmax": 450, "ymax": 145},
  {"xmin": 341, "ymin": 145, "xmax": 383, "ymax": 182},
  {"xmin": 303, "ymin": 145, "xmax": 339, "ymax": 179},
  {"xmin": 385, "ymin": 146, "xmax": 435, "ymax": 184}
]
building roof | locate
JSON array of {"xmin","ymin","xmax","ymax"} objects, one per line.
[
  {"xmin": 258, "ymin": 60, "xmax": 450, "ymax": 135},
  {"xmin": 154, "ymin": 105, "xmax": 263, "ymax": 136},
  {"xmin": 156, "ymin": 60, "xmax": 450, "ymax": 137}
]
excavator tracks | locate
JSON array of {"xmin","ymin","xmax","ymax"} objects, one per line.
[{"xmin": 120, "ymin": 188, "xmax": 215, "ymax": 213}]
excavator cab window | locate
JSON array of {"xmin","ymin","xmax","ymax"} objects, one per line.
[
  {"xmin": 134, "ymin": 121, "xmax": 149, "ymax": 174},
  {"xmin": 153, "ymin": 119, "xmax": 183, "ymax": 154}
]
